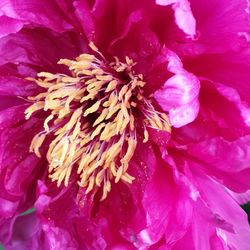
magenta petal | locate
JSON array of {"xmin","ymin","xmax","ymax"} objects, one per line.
[
  {"xmin": 0, "ymin": 96, "xmax": 24, "ymax": 111},
  {"xmin": 0, "ymin": 0, "xmax": 72, "ymax": 32},
  {"xmin": 189, "ymin": 136, "xmax": 250, "ymax": 172},
  {"xmin": 41, "ymin": 223, "xmax": 78, "ymax": 250},
  {"xmin": 189, "ymin": 0, "xmax": 250, "ymax": 52},
  {"xmin": 170, "ymin": 199, "xmax": 227, "ymax": 250},
  {"xmin": 138, "ymin": 158, "xmax": 192, "ymax": 248},
  {"xmin": 0, "ymin": 105, "xmax": 28, "ymax": 129},
  {"xmin": 197, "ymin": 80, "xmax": 250, "ymax": 140},
  {"xmin": 0, "ymin": 215, "xmax": 18, "ymax": 245},
  {"xmin": 229, "ymin": 190, "xmax": 250, "ymax": 205},
  {"xmin": 0, "ymin": 28, "xmax": 86, "ymax": 72},
  {"xmin": 195, "ymin": 176, "xmax": 250, "ymax": 250},
  {"xmin": 139, "ymin": 166, "xmax": 173, "ymax": 246},
  {"xmin": 147, "ymin": 128, "xmax": 171, "ymax": 150},
  {"xmin": 160, "ymin": 155, "xmax": 250, "ymax": 249},
  {"xmin": 184, "ymin": 49, "xmax": 250, "ymax": 104},
  {"xmin": 215, "ymin": 83, "xmax": 250, "ymax": 127},
  {"xmin": 156, "ymin": 0, "xmax": 196, "ymax": 37},
  {"xmin": 188, "ymin": 136, "xmax": 250, "ymax": 192},
  {"xmin": 0, "ymin": 105, "xmax": 45, "ymax": 244},
  {"xmin": 0, "ymin": 76, "xmax": 39, "ymax": 97},
  {"xmin": 0, "ymin": 198, "xmax": 18, "ymax": 221},
  {"xmin": 5, "ymin": 211, "xmax": 79, "ymax": 250},
  {"xmin": 34, "ymin": 182, "xmax": 88, "ymax": 249},
  {"xmin": 110, "ymin": 10, "xmax": 143, "ymax": 47},
  {"xmin": 0, "ymin": 16, "xmax": 23, "ymax": 38},
  {"xmin": 73, "ymin": 0, "xmax": 95, "ymax": 40},
  {"xmin": 4, "ymin": 213, "xmax": 41, "ymax": 250}
]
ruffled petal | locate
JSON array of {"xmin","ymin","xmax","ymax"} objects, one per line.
[
  {"xmin": 154, "ymin": 49, "xmax": 200, "ymax": 127},
  {"xmin": 171, "ymin": 78, "xmax": 250, "ymax": 147},
  {"xmin": 215, "ymin": 84, "xmax": 250, "ymax": 127},
  {"xmin": 185, "ymin": 49, "xmax": 250, "ymax": 104},
  {"xmin": 187, "ymin": 136, "xmax": 250, "ymax": 193},
  {"xmin": 194, "ymin": 175, "xmax": 250, "ymax": 250},
  {"xmin": 156, "ymin": 155, "xmax": 250, "ymax": 249},
  {"xmin": 156, "ymin": 0, "xmax": 196, "ymax": 37},
  {"xmin": 137, "ymin": 157, "xmax": 193, "ymax": 248},
  {"xmin": 199, "ymin": 80, "xmax": 250, "ymax": 135}
]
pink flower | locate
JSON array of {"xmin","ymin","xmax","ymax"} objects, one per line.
[{"xmin": 0, "ymin": 0, "xmax": 250, "ymax": 249}]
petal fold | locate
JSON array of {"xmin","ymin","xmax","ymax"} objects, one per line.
[{"xmin": 156, "ymin": 0, "xmax": 196, "ymax": 37}]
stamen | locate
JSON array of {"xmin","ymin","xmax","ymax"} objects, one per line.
[{"xmin": 25, "ymin": 43, "xmax": 171, "ymax": 200}]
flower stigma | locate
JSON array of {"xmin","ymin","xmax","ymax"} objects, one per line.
[{"xmin": 25, "ymin": 43, "xmax": 171, "ymax": 200}]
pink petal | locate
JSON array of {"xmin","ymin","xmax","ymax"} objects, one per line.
[
  {"xmin": 154, "ymin": 50, "xmax": 200, "ymax": 127},
  {"xmin": 168, "ymin": 99, "xmax": 200, "ymax": 128}
]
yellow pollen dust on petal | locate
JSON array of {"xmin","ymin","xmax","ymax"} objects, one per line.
[{"xmin": 25, "ymin": 42, "xmax": 171, "ymax": 200}]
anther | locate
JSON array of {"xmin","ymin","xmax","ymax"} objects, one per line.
[{"xmin": 25, "ymin": 43, "xmax": 171, "ymax": 200}]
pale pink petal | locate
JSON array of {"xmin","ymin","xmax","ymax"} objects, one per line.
[{"xmin": 154, "ymin": 50, "xmax": 200, "ymax": 127}]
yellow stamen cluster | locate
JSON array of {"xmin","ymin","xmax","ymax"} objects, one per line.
[{"xmin": 25, "ymin": 43, "xmax": 171, "ymax": 200}]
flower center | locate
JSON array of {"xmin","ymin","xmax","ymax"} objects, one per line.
[{"xmin": 25, "ymin": 43, "xmax": 171, "ymax": 200}]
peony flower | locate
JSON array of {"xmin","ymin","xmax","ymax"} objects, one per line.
[{"xmin": 0, "ymin": 0, "xmax": 250, "ymax": 249}]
